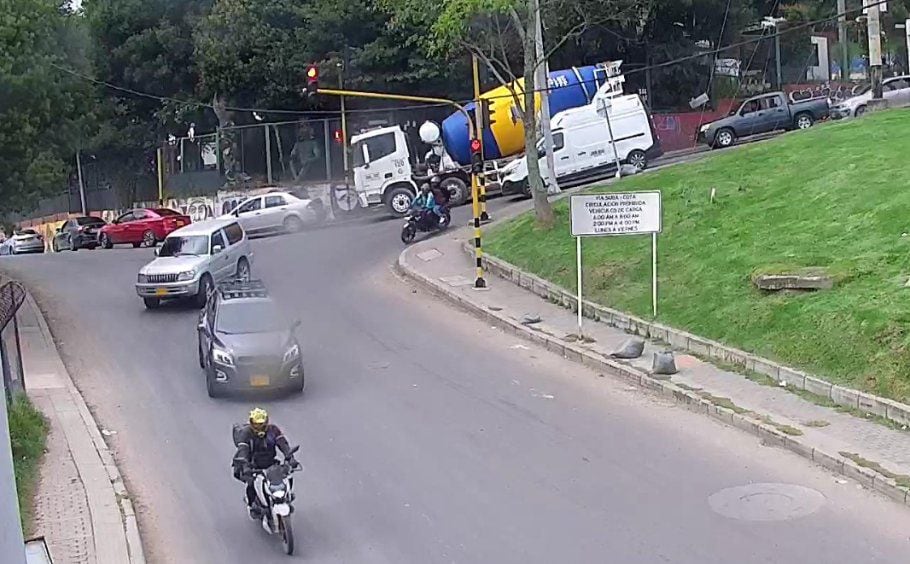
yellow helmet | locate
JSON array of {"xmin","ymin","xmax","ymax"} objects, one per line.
[{"xmin": 249, "ymin": 408, "xmax": 269, "ymax": 436}]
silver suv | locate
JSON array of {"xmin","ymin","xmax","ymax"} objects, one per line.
[{"xmin": 136, "ymin": 218, "xmax": 253, "ymax": 309}]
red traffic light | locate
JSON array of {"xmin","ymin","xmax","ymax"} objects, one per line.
[
  {"xmin": 333, "ymin": 129, "xmax": 343, "ymax": 144},
  {"xmin": 470, "ymin": 138, "xmax": 482, "ymax": 153},
  {"xmin": 306, "ymin": 66, "xmax": 318, "ymax": 80}
]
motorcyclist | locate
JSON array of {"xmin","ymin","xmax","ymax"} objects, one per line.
[
  {"xmin": 428, "ymin": 175, "xmax": 449, "ymax": 222},
  {"xmin": 410, "ymin": 182, "xmax": 437, "ymax": 224},
  {"xmin": 232, "ymin": 408, "xmax": 299, "ymax": 518}
]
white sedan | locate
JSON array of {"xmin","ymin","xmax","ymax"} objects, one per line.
[
  {"xmin": 0, "ymin": 229, "xmax": 45, "ymax": 255},
  {"xmin": 222, "ymin": 191, "xmax": 327, "ymax": 236},
  {"xmin": 830, "ymin": 75, "xmax": 910, "ymax": 119}
]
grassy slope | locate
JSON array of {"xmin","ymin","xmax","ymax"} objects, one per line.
[
  {"xmin": 486, "ymin": 110, "xmax": 910, "ymax": 402},
  {"xmin": 9, "ymin": 393, "xmax": 48, "ymax": 533}
]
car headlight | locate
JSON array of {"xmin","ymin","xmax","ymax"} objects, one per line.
[
  {"xmin": 137, "ymin": 273, "xmax": 148, "ymax": 283},
  {"xmin": 213, "ymin": 347, "xmax": 234, "ymax": 366},
  {"xmin": 177, "ymin": 269, "xmax": 197, "ymax": 281},
  {"xmin": 283, "ymin": 344, "xmax": 300, "ymax": 364},
  {"xmin": 700, "ymin": 124, "xmax": 710, "ymax": 132}
]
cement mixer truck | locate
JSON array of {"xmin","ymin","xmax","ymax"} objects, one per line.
[{"xmin": 347, "ymin": 62, "xmax": 626, "ymax": 216}]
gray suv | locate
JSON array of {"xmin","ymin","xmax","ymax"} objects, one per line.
[{"xmin": 136, "ymin": 218, "xmax": 253, "ymax": 309}]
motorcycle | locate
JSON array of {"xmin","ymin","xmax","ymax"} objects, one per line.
[
  {"xmin": 245, "ymin": 445, "xmax": 301, "ymax": 555},
  {"xmin": 400, "ymin": 206, "xmax": 451, "ymax": 244}
]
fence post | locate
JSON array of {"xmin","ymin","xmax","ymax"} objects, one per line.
[{"xmin": 265, "ymin": 124, "xmax": 273, "ymax": 185}]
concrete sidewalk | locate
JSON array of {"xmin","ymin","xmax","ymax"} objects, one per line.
[
  {"xmin": 18, "ymin": 294, "xmax": 144, "ymax": 564},
  {"xmin": 399, "ymin": 227, "xmax": 910, "ymax": 508}
]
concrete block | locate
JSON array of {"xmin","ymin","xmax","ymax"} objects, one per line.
[
  {"xmin": 803, "ymin": 375, "xmax": 832, "ymax": 398},
  {"xmin": 831, "ymin": 385, "xmax": 860, "ymax": 410},
  {"xmin": 711, "ymin": 405, "xmax": 735, "ymax": 425},
  {"xmin": 666, "ymin": 329, "xmax": 690, "ymax": 350},
  {"xmin": 812, "ymin": 450, "xmax": 844, "ymax": 474},
  {"xmin": 564, "ymin": 347, "xmax": 583, "ymax": 363},
  {"xmin": 546, "ymin": 339, "xmax": 566, "ymax": 356},
  {"xmin": 841, "ymin": 460, "xmax": 876, "ymax": 489},
  {"xmin": 872, "ymin": 476, "xmax": 908, "ymax": 504},
  {"xmin": 857, "ymin": 392, "xmax": 889, "ymax": 418},
  {"xmin": 639, "ymin": 376, "xmax": 664, "ymax": 393},
  {"xmin": 754, "ymin": 272, "xmax": 834, "ymax": 291},
  {"xmin": 757, "ymin": 424, "xmax": 786, "ymax": 448},
  {"xmin": 722, "ymin": 347, "xmax": 748, "ymax": 369},
  {"xmin": 884, "ymin": 400, "xmax": 910, "ymax": 428},
  {"xmin": 781, "ymin": 435, "xmax": 815, "ymax": 461},
  {"xmin": 748, "ymin": 356, "xmax": 781, "ymax": 381},
  {"xmin": 687, "ymin": 337, "xmax": 712, "ymax": 358},
  {"xmin": 731, "ymin": 414, "xmax": 761, "ymax": 436}
]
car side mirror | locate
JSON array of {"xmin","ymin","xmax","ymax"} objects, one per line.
[{"xmin": 212, "ymin": 244, "xmax": 223, "ymax": 254}]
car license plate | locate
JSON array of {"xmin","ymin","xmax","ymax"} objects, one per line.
[
  {"xmin": 250, "ymin": 374, "xmax": 270, "ymax": 387},
  {"xmin": 155, "ymin": 287, "xmax": 167, "ymax": 296}
]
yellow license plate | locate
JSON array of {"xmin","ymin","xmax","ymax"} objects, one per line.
[
  {"xmin": 155, "ymin": 287, "xmax": 168, "ymax": 296},
  {"xmin": 250, "ymin": 375, "xmax": 270, "ymax": 387}
]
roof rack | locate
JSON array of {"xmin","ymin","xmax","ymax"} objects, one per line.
[{"xmin": 218, "ymin": 278, "xmax": 269, "ymax": 300}]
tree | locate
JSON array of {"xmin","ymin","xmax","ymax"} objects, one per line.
[
  {"xmin": 0, "ymin": 0, "xmax": 94, "ymax": 214},
  {"xmin": 383, "ymin": 0, "xmax": 644, "ymax": 227}
]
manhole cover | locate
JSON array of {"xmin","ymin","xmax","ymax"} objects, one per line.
[{"xmin": 708, "ymin": 483, "xmax": 825, "ymax": 522}]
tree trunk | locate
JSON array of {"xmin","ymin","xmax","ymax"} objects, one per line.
[{"xmin": 523, "ymin": 0, "xmax": 554, "ymax": 228}]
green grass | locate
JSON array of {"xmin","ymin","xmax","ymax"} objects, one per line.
[
  {"xmin": 487, "ymin": 109, "xmax": 910, "ymax": 403},
  {"xmin": 8, "ymin": 394, "xmax": 48, "ymax": 533},
  {"xmin": 840, "ymin": 451, "xmax": 910, "ymax": 489}
]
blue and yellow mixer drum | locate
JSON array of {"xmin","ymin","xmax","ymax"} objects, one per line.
[{"xmin": 441, "ymin": 64, "xmax": 617, "ymax": 165}]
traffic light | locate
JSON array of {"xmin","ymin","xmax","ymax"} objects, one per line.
[
  {"xmin": 470, "ymin": 137, "xmax": 483, "ymax": 174},
  {"xmin": 478, "ymin": 99, "xmax": 494, "ymax": 129},
  {"xmin": 305, "ymin": 65, "xmax": 319, "ymax": 96},
  {"xmin": 333, "ymin": 129, "xmax": 343, "ymax": 144}
]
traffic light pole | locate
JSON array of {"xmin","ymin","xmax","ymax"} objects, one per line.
[
  {"xmin": 316, "ymin": 87, "xmax": 487, "ymax": 288},
  {"xmin": 472, "ymin": 56, "xmax": 491, "ymax": 224}
]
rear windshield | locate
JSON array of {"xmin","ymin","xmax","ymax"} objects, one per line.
[
  {"xmin": 153, "ymin": 208, "xmax": 181, "ymax": 217},
  {"xmin": 216, "ymin": 301, "xmax": 286, "ymax": 334},
  {"xmin": 77, "ymin": 217, "xmax": 105, "ymax": 226},
  {"xmin": 158, "ymin": 235, "xmax": 209, "ymax": 257}
]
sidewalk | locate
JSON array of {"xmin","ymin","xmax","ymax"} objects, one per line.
[
  {"xmin": 399, "ymin": 225, "xmax": 910, "ymax": 508},
  {"xmin": 18, "ymin": 294, "xmax": 144, "ymax": 564}
]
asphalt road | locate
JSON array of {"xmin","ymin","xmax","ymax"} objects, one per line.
[{"xmin": 4, "ymin": 193, "xmax": 910, "ymax": 563}]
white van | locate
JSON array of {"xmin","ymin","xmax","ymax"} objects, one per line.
[{"xmin": 500, "ymin": 94, "xmax": 661, "ymax": 195}]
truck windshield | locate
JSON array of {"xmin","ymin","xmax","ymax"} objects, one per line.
[{"xmin": 353, "ymin": 132, "xmax": 396, "ymax": 167}]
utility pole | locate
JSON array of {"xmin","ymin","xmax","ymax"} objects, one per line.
[
  {"xmin": 867, "ymin": 0, "xmax": 883, "ymax": 99},
  {"xmin": 338, "ymin": 61, "xmax": 349, "ymax": 180},
  {"xmin": 775, "ymin": 33, "xmax": 782, "ymax": 88},
  {"xmin": 76, "ymin": 150, "xmax": 87, "ymax": 215},
  {"xmin": 838, "ymin": 0, "xmax": 849, "ymax": 80},
  {"xmin": 0, "ymin": 375, "xmax": 27, "ymax": 564},
  {"xmin": 532, "ymin": 0, "xmax": 558, "ymax": 194},
  {"xmin": 906, "ymin": 19, "xmax": 910, "ymax": 75}
]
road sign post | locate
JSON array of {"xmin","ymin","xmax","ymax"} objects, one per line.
[{"xmin": 570, "ymin": 191, "xmax": 662, "ymax": 334}]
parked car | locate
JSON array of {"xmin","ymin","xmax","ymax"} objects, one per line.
[
  {"xmin": 52, "ymin": 216, "xmax": 107, "ymax": 251},
  {"xmin": 223, "ymin": 190, "xmax": 326, "ymax": 236},
  {"xmin": 135, "ymin": 218, "xmax": 253, "ymax": 309},
  {"xmin": 0, "ymin": 230, "xmax": 45, "ymax": 255},
  {"xmin": 197, "ymin": 279, "xmax": 304, "ymax": 398},
  {"xmin": 99, "ymin": 208, "xmax": 191, "ymax": 249},
  {"xmin": 697, "ymin": 91, "xmax": 830, "ymax": 148},
  {"xmin": 830, "ymin": 75, "xmax": 910, "ymax": 119}
]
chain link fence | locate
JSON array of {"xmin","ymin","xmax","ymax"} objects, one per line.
[{"xmin": 0, "ymin": 281, "xmax": 27, "ymax": 403}]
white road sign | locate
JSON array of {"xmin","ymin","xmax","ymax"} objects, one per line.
[{"xmin": 570, "ymin": 191, "xmax": 662, "ymax": 237}]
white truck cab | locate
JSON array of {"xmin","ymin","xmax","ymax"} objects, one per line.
[{"xmin": 350, "ymin": 126, "xmax": 419, "ymax": 216}]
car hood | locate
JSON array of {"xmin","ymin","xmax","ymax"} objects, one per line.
[
  {"xmin": 140, "ymin": 255, "xmax": 208, "ymax": 275},
  {"xmin": 218, "ymin": 330, "xmax": 294, "ymax": 358},
  {"xmin": 835, "ymin": 93, "xmax": 870, "ymax": 110}
]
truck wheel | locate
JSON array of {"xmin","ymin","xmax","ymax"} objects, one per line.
[
  {"xmin": 713, "ymin": 128, "xmax": 736, "ymax": 148},
  {"xmin": 627, "ymin": 150, "xmax": 648, "ymax": 171},
  {"xmin": 794, "ymin": 113, "xmax": 814, "ymax": 129},
  {"xmin": 385, "ymin": 186, "xmax": 415, "ymax": 217},
  {"xmin": 441, "ymin": 177, "xmax": 469, "ymax": 207}
]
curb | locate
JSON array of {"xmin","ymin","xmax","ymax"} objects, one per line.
[
  {"xmin": 397, "ymin": 245, "xmax": 910, "ymax": 509},
  {"xmin": 26, "ymin": 293, "xmax": 146, "ymax": 564},
  {"xmin": 466, "ymin": 243, "xmax": 910, "ymax": 430}
]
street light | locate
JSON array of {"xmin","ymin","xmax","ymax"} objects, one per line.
[{"xmin": 762, "ymin": 16, "xmax": 788, "ymax": 89}]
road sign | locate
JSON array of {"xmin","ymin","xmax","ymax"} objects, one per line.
[
  {"xmin": 569, "ymin": 191, "xmax": 663, "ymax": 333},
  {"xmin": 570, "ymin": 192, "xmax": 661, "ymax": 237}
]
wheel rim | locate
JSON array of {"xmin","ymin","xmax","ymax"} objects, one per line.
[
  {"xmin": 237, "ymin": 261, "xmax": 250, "ymax": 281},
  {"xmin": 101, "ymin": 234, "xmax": 110, "ymax": 247},
  {"xmin": 143, "ymin": 231, "xmax": 155, "ymax": 247},
  {"xmin": 719, "ymin": 131, "xmax": 732, "ymax": 145},
  {"xmin": 285, "ymin": 217, "xmax": 303, "ymax": 232},
  {"xmin": 797, "ymin": 116, "xmax": 811, "ymax": 129},
  {"xmin": 391, "ymin": 193, "xmax": 412, "ymax": 214},
  {"xmin": 629, "ymin": 152, "xmax": 646, "ymax": 170}
]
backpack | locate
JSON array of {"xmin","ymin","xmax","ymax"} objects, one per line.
[{"xmin": 232, "ymin": 423, "xmax": 245, "ymax": 447}]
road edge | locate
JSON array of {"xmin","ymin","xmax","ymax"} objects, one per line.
[
  {"xmin": 25, "ymin": 292, "xmax": 147, "ymax": 564},
  {"xmin": 396, "ymin": 244, "xmax": 910, "ymax": 509}
]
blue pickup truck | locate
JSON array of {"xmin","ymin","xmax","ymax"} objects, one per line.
[{"xmin": 696, "ymin": 91, "xmax": 830, "ymax": 149}]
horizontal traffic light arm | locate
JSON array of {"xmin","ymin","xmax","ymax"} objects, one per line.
[{"xmin": 316, "ymin": 88, "xmax": 476, "ymax": 133}]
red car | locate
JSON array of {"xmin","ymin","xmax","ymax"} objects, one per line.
[{"xmin": 99, "ymin": 208, "xmax": 191, "ymax": 249}]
